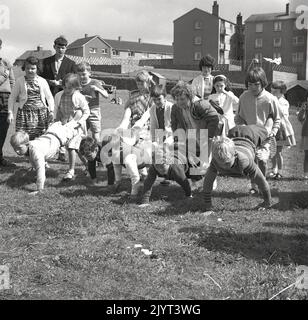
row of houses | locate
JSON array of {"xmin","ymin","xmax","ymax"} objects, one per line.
[{"xmin": 14, "ymin": 1, "xmax": 308, "ymax": 81}]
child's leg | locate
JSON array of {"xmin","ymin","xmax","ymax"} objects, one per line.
[
  {"xmin": 172, "ymin": 165, "xmax": 192, "ymax": 197},
  {"xmin": 68, "ymin": 149, "xmax": 76, "ymax": 173},
  {"xmin": 124, "ymin": 153, "xmax": 140, "ymax": 195},
  {"xmin": 304, "ymin": 150, "xmax": 308, "ymax": 177},
  {"xmin": 93, "ymin": 132, "xmax": 101, "ymax": 144},
  {"xmin": 141, "ymin": 165, "xmax": 158, "ymax": 204},
  {"xmin": 271, "ymin": 154, "xmax": 278, "ymax": 175},
  {"xmin": 276, "ymin": 146, "xmax": 283, "ymax": 173},
  {"xmin": 106, "ymin": 163, "xmax": 115, "ymax": 185},
  {"xmin": 113, "ymin": 164, "xmax": 123, "ymax": 183}
]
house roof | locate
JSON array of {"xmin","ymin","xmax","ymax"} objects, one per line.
[
  {"xmin": 173, "ymin": 7, "xmax": 236, "ymax": 26},
  {"xmin": 103, "ymin": 39, "xmax": 173, "ymax": 54},
  {"xmin": 286, "ymin": 80, "xmax": 308, "ymax": 91},
  {"xmin": 245, "ymin": 11, "xmax": 300, "ymax": 23},
  {"xmin": 67, "ymin": 35, "xmax": 111, "ymax": 49},
  {"xmin": 15, "ymin": 50, "xmax": 53, "ymax": 61},
  {"xmin": 67, "ymin": 35, "xmax": 173, "ymax": 55}
]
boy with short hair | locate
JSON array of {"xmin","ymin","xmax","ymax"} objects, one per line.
[
  {"xmin": 203, "ymin": 124, "xmax": 273, "ymax": 212},
  {"xmin": 10, "ymin": 113, "xmax": 84, "ymax": 194},
  {"xmin": 77, "ymin": 62, "xmax": 108, "ymax": 143}
]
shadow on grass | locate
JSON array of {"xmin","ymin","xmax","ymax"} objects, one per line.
[
  {"xmin": 178, "ymin": 225, "xmax": 308, "ymax": 266},
  {"xmin": 271, "ymin": 191, "xmax": 308, "ymax": 211},
  {"xmin": 263, "ymin": 222, "xmax": 308, "ymax": 229},
  {"xmin": 1, "ymin": 166, "xmax": 60, "ymax": 190}
]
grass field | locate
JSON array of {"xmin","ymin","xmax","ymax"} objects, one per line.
[{"xmin": 0, "ymin": 91, "xmax": 307, "ymax": 300}]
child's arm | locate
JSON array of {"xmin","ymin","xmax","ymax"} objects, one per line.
[
  {"xmin": 234, "ymin": 96, "xmax": 247, "ymax": 125},
  {"xmin": 43, "ymin": 79, "xmax": 55, "ymax": 113},
  {"xmin": 202, "ymin": 161, "xmax": 218, "ymax": 210},
  {"xmin": 243, "ymin": 159, "xmax": 272, "ymax": 207},
  {"xmin": 29, "ymin": 146, "xmax": 46, "ymax": 192},
  {"xmin": 140, "ymin": 166, "xmax": 158, "ymax": 204},
  {"xmin": 76, "ymin": 94, "xmax": 90, "ymax": 125},
  {"xmin": 194, "ymin": 101, "xmax": 220, "ymax": 138},
  {"xmin": 91, "ymin": 80, "xmax": 108, "ymax": 99},
  {"xmin": 7, "ymin": 79, "xmax": 20, "ymax": 123},
  {"xmin": 269, "ymin": 97, "xmax": 281, "ymax": 137},
  {"xmin": 133, "ymin": 109, "xmax": 150, "ymax": 129},
  {"xmin": 169, "ymin": 165, "xmax": 192, "ymax": 197}
]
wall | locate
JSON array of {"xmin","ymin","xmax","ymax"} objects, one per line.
[
  {"xmin": 272, "ymin": 70, "xmax": 298, "ymax": 83},
  {"xmin": 66, "ymin": 47, "xmax": 83, "ymax": 57}
]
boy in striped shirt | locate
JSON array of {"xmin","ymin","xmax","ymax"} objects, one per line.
[{"xmin": 203, "ymin": 124, "xmax": 272, "ymax": 212}]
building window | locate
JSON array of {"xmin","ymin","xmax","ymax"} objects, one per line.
[
  {"xmin": 89, "ymin": 47, "xmax": 97, "ymax": 53},
  {"xmin": 255, "ymin": 38, "xmax": 263, "ymax": 48},
  {"xmin": 194, "ymin": 52, "xmax": 202, "ymax": 61},
  {"xmin": 292, "ymin": 52, "xmax": 304, "ymax": 63},
  {"xmin": 273, "ymin": 37, "xmax": 281, "ymax": 47},
  {"xmin": 255, "ymin": 53, "xmax": 263, "ymax": 62},
  {"xmin": 112, "ymin": 49, "xmax": 120, "ymax": 56},
  {"xmin": 194, "ymin": 21, "xmax": 202, "ymax": 29},
  {"xmin": 194, "ymin": 36, "xmax": 202, "ymax": 45},
  {"xmin": 293, "ymin": 36, "xmax": 305, "ymax": 45},
  {"xmin": 128, "ymin": 51, "xmax": 135, "ymax": 57},
  {"xmin": 101, "ymin": 48, "xmax": 107, "ymax": 54},
  {"xmin": 274, "ymin": 21, "xmax": 282, "ymax": 31},
  {"xmin": 256, "ymin": 23, "xmax": 263, "ymax": 33}
]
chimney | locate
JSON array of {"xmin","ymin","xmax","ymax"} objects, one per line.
[
  {"xmin": 37, "ymin": 45, "xmax": 43, "ymax": 51},
  {"xmin": 212, "ymin": 1, "xmax": 219, "ymax": 17},
  {"xmin": 85, "ymin": 34, "xmax": 88, "ymax": 38},
  {"xmin": 118, "ymin": 36, "xmax": 121, "ymax": 41},
  {"xmin": 138, "ymin": 38, "xmax": 142, "ymax": 43},
  {"xmin": 237, "ymin": 13, "xmax": 243, "ymax": 26},
  {"xmin": 286, "ymin": 3, "xmax": 289, "ymax": 15}
]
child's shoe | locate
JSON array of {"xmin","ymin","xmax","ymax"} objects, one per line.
[{"xmin": 63, "ymin": 170, "xmax": 75, "ymax": 181}]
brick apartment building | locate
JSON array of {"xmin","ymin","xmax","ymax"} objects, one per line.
[
  {"xmin": 173, "ymin": 1, "xmax": 243, "ymax": 66},
  {"xmin": 245, "ymin": 3, "xmax": 308, "ymax": 80}
]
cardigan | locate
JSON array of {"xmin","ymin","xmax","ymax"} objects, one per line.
[
  {"xmin": 236, "ymin": 89, "xmax": 281, "ymax": 136},
  {"xmin": 8, "ymin": 75, "xmax": 54, "ymax": 114},
  {"xmin": 0, "ymin": 57, "xmax": 15, "ymax": 93}
]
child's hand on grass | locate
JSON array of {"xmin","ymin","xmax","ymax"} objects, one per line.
[
  {"xmin": 29, "ymin": 190, "xmax": 42, "ymax": 196},
  {"xmin": 139, "ymin": 203, "xmax": 150, "ymax": 208},
  {"xmin": 255, "ymin": 201, "xmax": 272, "ymax": 211}
]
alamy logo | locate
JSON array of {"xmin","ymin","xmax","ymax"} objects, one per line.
[
  {"xmin": 296, "ymin": 5, "xmax": 308, "ymax": 30},
  {"xmin": 0, "ymin": 5, "xmax": 10, "ymax": 30},
  {"xmin": 0, "ymin": 265, "xmax": 10, "ymax": 290}
]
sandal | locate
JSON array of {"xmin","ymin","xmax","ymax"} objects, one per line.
[{"xmin": 63, "ymin": 171, "xmax": 75, "ymax": 181}]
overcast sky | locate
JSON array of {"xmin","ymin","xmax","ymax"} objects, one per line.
[{"xmin": 0, "ymin": 0, "xmax": 295, "ymax": 62}]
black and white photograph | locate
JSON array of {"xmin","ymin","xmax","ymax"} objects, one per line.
[{"xmin": 0, "ymin": 0, "xmax": 307, "ymax": 303}]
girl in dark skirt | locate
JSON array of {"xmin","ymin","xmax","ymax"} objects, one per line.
[{"xmin": 8, "ymin": 56, "xmax": 54, "ymax": 140}]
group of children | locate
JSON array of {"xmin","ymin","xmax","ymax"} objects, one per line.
[{"xmin": 4, "ymin": 51, "xmax": 305, "ymax": 213}]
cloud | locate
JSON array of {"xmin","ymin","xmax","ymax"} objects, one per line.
[{"xmin": 0, "ymin": 0, "xmax": 289, "ymax": 63}]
